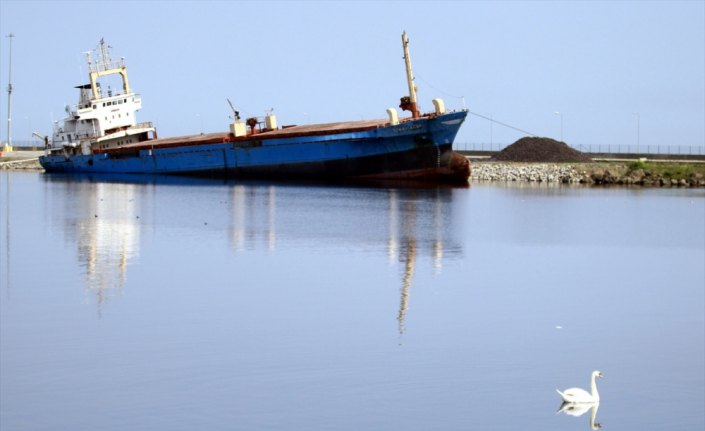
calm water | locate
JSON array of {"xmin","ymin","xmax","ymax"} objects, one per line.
[{"xmin": 1, "ymin": 171, "xmax": 703, "ymax": 431}]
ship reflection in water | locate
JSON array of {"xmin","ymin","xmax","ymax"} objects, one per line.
[
  {"xmin": 391, "ymin": 188, "xmax": 447, "ymax": 335},
  {"xmin": 78, "ymin": 184, "xmax": 140, "ymax": 299},
  {"xmin": 52, "ymin": 178, "xmax": 146, "ymax": 313},
  {"xmin": 45, "ymin": 175, "xmax": 463, "ymax": 328},
  {"xmin": 229, "ymin": 185, "xmax": 278, "ymax": 252}
]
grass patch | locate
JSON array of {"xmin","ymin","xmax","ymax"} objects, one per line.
[
  {"xmin": 626, "ymin": 161, "xmax": 705, "ymax": 179},
  {"xmin": 628, "ymin": 160, "xmax": 648, "ymax": 170}
]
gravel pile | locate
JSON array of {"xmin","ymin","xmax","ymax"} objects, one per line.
[{"xmin": 492, "ymin": 137, "xmax": 593, "ymax": 163}]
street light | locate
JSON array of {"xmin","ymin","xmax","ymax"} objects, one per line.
[
  {"xmin": 5, "ymin": 33, "xmax": 15, "ymax": 152},
  {"xmin": 24, "ymin": 116, "xmax": 29, "ymax": 147},
  {"xmin": 554, "ymin": 111, "xmax": 563, "ymax": 142}
]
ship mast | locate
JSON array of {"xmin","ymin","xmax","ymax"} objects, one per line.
[
  {"xmin": 89, "ymin": 38, "xmax": 131, "ymax": 100},
  {"xmin": 401, "ymin": 31, "xmax": 420, "ymax": 119}
]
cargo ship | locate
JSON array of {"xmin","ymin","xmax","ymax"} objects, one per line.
[{"xmin": 39, "ymin": 33, "xmax": 470, "ymax": 183}]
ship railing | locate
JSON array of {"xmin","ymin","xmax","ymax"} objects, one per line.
[
  {"xmin": 73, "ymin": 92, "xmax": 129, "ymax": 111},
  {"xmin": 78, "ymin": 91, "xmax": 141, "ymax": 108},
  {"xmin": 89, "ymin": 59, "xmax": 127, "ymax": 73},
  {"xmin": 49, "ymin": 123, "xmax": 153, "ymax": 144},
  {"xmin": 52, "ymin": 131, "xmax": 99, "ymax": 142},
  {"xmin": 96, "ymin": 89, "xmax": 129, "ymax": 99},
  {"xmin": 132, "ymin": 122, "xmax": 154, "ymax": 130}
]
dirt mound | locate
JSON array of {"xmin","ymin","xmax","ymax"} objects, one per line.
[{"xmin": 492, "ymin": 137, "xmax": 593, "ymax": 163}]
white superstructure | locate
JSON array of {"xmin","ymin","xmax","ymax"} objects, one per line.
[{"xmin": 50, "ymin": 39, "xmax": 156, "ymax": 155}]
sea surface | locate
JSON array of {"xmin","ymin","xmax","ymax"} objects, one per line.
[{"xmin": 1, "ymin": 171, "xmax": 704, "ymax": 431}]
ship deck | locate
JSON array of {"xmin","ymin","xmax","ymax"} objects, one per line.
[{"xmin": 112, "ymin": 117, "xmax": 395, "ymax": 153}]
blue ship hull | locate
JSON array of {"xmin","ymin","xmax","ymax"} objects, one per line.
[{"xmin": 40, "ymin": 110, "xmax": 469, "ymax": 183}]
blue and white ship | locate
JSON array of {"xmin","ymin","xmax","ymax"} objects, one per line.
[{"xmin": 40, "ymin": 33, "xmax": 470, "ymax": 183}]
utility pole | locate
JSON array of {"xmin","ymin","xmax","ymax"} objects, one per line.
[{"xmin": 4, "ymin": 33, "xmax": 15, "ymax": 153}]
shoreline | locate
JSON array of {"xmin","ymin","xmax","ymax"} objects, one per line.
[
  {"xmin": 470, "ymin": 161, "xmax": 705, "ymax": 187},
  {"xmin": 3, "ymin": 152, "xmax": 704, "ymax": 187}
]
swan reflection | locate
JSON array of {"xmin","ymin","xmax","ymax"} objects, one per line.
[{"xmin": 557, "ymin": 401, "xmax": 602, "ymax": 430}]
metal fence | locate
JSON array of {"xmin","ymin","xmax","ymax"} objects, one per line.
[
  {"xmin": 575, "ymin": 144, "xmax": 705, "ymax": 156},
  {"xmin": 1, "ymin": 140, "xmax": 46, "ymax": 150},
  {"xmin": 5, "ymin": 139, "xmax": 704, "ymax": 156},
  {"xmin": 458, "ymin": 142, "xmax": 705, "ymax": 156}
]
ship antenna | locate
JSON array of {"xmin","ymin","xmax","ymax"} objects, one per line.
[
  {"xmin": 83, "ymin": 51, "xmax": 92, "ymax": 70},
  {"xmin": 401, "ymin": 31, "xmax": 420, "ymax": 119},
  {"xmin": 98, "ymin": 38, "xmax": 111, "ymax": 70}
]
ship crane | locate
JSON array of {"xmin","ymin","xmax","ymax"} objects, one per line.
[
  {"xmin": 227, "ymin": 98, "xmax": 240, "ymax": 121},
  {"xmin": 32, "ymin": 131, "xmax": 49, "ymax": 149}
]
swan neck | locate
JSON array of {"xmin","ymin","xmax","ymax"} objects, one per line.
[{"xmin": 591, "ymin": 373, "xmax": 600, "ymax": 400}]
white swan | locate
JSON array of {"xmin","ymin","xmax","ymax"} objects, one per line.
[{"xmin": 556, "ymin": 370, "xmax": 603, "ymax": 403}]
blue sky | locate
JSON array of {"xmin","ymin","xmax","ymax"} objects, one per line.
[{"xmin": 1, "ymin": 0, "xmax": 703, "ymax": 150}]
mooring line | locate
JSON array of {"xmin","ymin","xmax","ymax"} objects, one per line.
[{"xmin": 466, "ymin": 111, "xmax": 537, "ymax": 137}]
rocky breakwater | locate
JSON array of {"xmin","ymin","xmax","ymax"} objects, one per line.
[
  {"xmin": 471, "ymin": 162, "xmax": 705, "ymax": 186},
  {"xmin": 0, "ymin": 156, "xmax": 43, "ymax": 171},
  {"xmin": 472, "ymin": 137, "xmax": 592, "ymax": 184},
  {"xmin": 471, "ymin": 162, "xmax": 587, "ymax": 183},
  {"xmin": 587, "ymin": 165, "xmax": 705, "ymax": 187},
  {"xmin": 470, "ymin": 137, "xmax": 705, "ymax": 187}
]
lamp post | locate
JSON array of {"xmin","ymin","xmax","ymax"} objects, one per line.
[
  {"xmin": 5, "ymin": 33, "xmax": 15, "ymax": 152},
  {"xmin": 24, "ymin": 116, "xmax": 29, "ymax": 147},
  {"xmin": 554, "ymin": 111, "xmax": 563, "ymax": 142}
]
